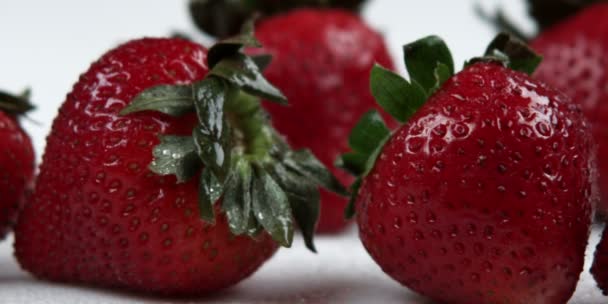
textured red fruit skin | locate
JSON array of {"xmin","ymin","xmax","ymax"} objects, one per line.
[
  {"xmin": 591, "ymin": 227, "xmax": 608, "ymax": 295},
  {"xmin": 356, "ymin": 63, "xmax": 596, "ymax": 304},
  {"xmin": 0, "ymin": 113, "xmax": 34, "ymax": 239},
  {"xmin": 14, "ymin": 38, "xmax": 277, "ymax": 295},
  {"xmin": 531, "ymin": 3, "xmax": 608, "ymax": 216},
  {"xmin": 254, "ymin": 9, "xmax": 395, "ymax": 233}
]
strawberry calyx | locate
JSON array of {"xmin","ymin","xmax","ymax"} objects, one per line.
[
  {"xmin": 478, "ymin": 0, "xmax": 605, "ymax": 40},
  {"xmin": 339, "ymin": 33, "xmax": 541, "ymax": 218},
  {"xmin": 120, "ymin": 23, "xmax": 347, "ymax": 252},
  {"xmin": 0, "ymin": 89, "xmax": 35, "ymax": 117},
  {"xmin": 189, "ymin": 0, "xmax": 366, "ymax": 39}
]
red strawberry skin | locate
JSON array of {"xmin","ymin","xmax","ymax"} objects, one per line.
[
  {"xmin": 0, "ymin": 112, "xmax": 34, "ymax": 239},
  {"xmin": 14, "ymin": 38, "xmax": 277, "ymax": 295},
  {"xmin": 356, "ymin": 62, "xmax": 596, "ymax": 303},
  {"xmin": 530, "ymin": 3, "xmax": 608, "ymax": 216},
  {"xmin": 255, "ymin": 9, "xmax": 395, "ymax": 233}
]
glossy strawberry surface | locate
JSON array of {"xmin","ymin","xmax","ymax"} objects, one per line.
[
  {"xmin": 0, "ymin": 112, "xmax": 34, "ymax": 239},
  {"xmin": 255, "ymin": 9, "xmax": 395, "ymax": 232},
  {"xmin": 531, "ymin": 3, "xmax": 608, "ymax": 216},
  {"xmin": 356, "ymin": 62, "xmax": 596, "ymax": 303},
  {"xmin": 14, "ymin": 38, "xmax": 277, "ymax": 295}
]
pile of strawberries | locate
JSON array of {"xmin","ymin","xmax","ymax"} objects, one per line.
[{"xmin": 3, "ymin": 0, "xmax": 608, "ymax": 303}]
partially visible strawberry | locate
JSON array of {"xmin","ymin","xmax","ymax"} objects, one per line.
[
  {"xmin": 190, "ymin": 1, "xmax": 395, "ymax": 233},
  {"xmin": 591, "ymin": 226, "xmax": 608, "ymax": 295},
  {"xmin": 0, "ymin": 90, "xmax": 35, "ymax": 239},
  {"xmin": 480, "ymin": 1, "xmax": 608, "ymax": 218},
  {"xmin": 15, "ymin": 26, "xmax": 344, "ymax": 295},
  {"xmin": 340, "ymin": 34, "xmax": 597, "ymax": 303}
]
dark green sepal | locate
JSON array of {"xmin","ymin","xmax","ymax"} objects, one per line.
[
  {"xmin": 193, "ymin": 124, "xmax": 232, "ymax": 183},
  {"xmin": 120, "ymin": 84, "xmax": 194, "ymax": 117},
  {"xmin": 192, "ymin": 77, "xmax": 234, "ymax": 182},
  {"xmin": 344, "ymin": 178, "xmax": 362, "ymax": 219},
  {"xmin": 403, "ymin": 36, "xmax": 454, "ymax": 94},
  {"xmin": 348, "ymin": 110, "xmax": 390, "ymax": 156},
  {"xmin": 149, "ymin": 136, "xmax": 201, "ymax": 183},
  {"xmin": 251, "ymin": 166, "xmax": 294, "ymax": 248},
  {"xmin": 269, "ymin": 163, "xmax": 319, "ymax": 252},
  {"xmin": 282, "ymin": 150, "xmax": 348, "ymax": 196},
  {"xmin": 222, "ymin": 158, "xmax": 253, "ymax": 235},
  {"xmin": 0, "ymin": 89, "xmax": 35, "ymax": 115},
  {"xmin": 251, "ymin": 54, "xmax": 273, "ymax": 71},
  {"xmin": 337, "ymin": 110, "xmax": 390, "ymax": 178},
  {"xmin": 483, "ymin": 33, "xmax": 542, "ymax": 75},
  {"xmin": 207, "ymin": 18, "xmax": 261, "ymax": 68},
  {"xmin": 198, "ymin": 168, "xmax": 225, "ymax": 223},
  {"xmin": 210, "ymin": 53, "xmax": 287, "ymax": 104},
  {"xmin": 370, "ymin": 64, "xmax": 427, "ymax": 123},
  {"xmin": 433, "ymin": 63, "xmax": 452, "ymax": 92},
  {"xmin": 336, "ymin": 151, "xmax": 367, "ymax": 176}
]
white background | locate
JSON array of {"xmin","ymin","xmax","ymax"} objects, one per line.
[{"xmin": 0, "ymin": 0, "xmax": 605, "ymax": 303}]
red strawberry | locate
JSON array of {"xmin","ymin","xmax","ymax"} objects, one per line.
[
  {"xmin": 481, "ymin": 1, "xmax": 608, "ymax": 218},
  {"xmin": 340, "ymin": 34, "xmax": 597, "ymax": 303},
  {"xmin": 0, "ymin": 90, "xmax": 35, "ymax": 239},
  {"xmin": 526, "ymin": 3, "xmax": 608, "ymax": 217},
  {"xmin": 591, "ymin": 227, "xmax": 608, "ymax": 295},
  {"xmin": 15, "ymin": 28, "xmax": 344, "ymax": 295},
  {"xmin": 190, "ymin": 2, "xmax": 395, "ymax": 233}
]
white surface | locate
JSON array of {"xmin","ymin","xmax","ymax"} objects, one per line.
[{"xmin": 0, "ymin": 0, "xmax": 605, "ymax": 303}]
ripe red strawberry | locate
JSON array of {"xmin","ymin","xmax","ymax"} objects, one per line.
[
  {"xmin": 0, "ymin": 90, "xmax": 35, "ymax": 239},
  {"xmin": 527, "ymin": 2, "xmax": 608, "ymax": 217},
  {"xmin": 481, "ymin": 1, "xmax": 608, "ymax": 218},
  {"xmin": 190, "ymin": 2, "xmax": 395, "ymax": 233},
  {"xmin": 14, "ymin": 28, "xmax": 344, "ymax": 295},
  {"xmin": 340, "ymin": 34, "xmax": 597, "ymax": 303},
  {"xmin": 591, "ymin": 227, "xmax": 608, "ymax": 295}
]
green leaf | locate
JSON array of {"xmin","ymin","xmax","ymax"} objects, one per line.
[
  {"xmin": 207, "ymin": 18, "xmax": 261, "ymax": 68},
  {"xmin": 349, "ymin": 110, "xmax": 390, "ymax": 155},
  {"xmin": 251, "ymin": 167, "xmax": 294, "ymax": 247},
  {"xmin": 193, "ymin": 126, "xmax": 232, "ymax": 183},
  {"xmin": 252, "ymin": 54, "xmax": 273, "ymax": 71},
  {"xmin": 433, "ymin": 62, "xmax": 452, "ymax": 91},
  {"xmin": 0, "ymin": 89, "xmax": 35, "ymax": 115},
  {"xmin": 210, "ymin": 53, "xmax": 287, "ymax": 104},
  {"xmin": 282, "ymin": 150, "xmax": 348, "ymax": 196},
  {"xmin": 403, "ymin": 36, "xmax": 454, "ymax": 93},
  {"xmin": 149, "ymin": 136, "xmax": 201, "ymax": 183},
  {"xmin": 192, "ymin": 77, "xmax": 233, "ymax": 182},
  {"xmin": 336, "ymin": 151, "xmax": 368, "ymax": 176},
  {"xmin": 370, "ymin": 64, "xmax": 427, "ymax": 122},
  {"xmin": 222, "ymin": 158, "xmax": 253, "ymax": 235},
  {"xmin": 120, "ymin": 84, "xmax": 194, "ymax": 117},
  {"xmin": 484, "ymin": 32, "xmax": 542, "ymax": 75},
  {"xmin": 198, "ymin": 167, "xmax": 224, "ymax": 223},
  {"xmin": 269, "ymin": 163, "xmax": 319, "ymax": 252},
  {"xmin": 344, "ymin": 178, "xmax": 362, "ymax": 219}
]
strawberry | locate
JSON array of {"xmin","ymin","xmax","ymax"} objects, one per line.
[
  {"xmin": 190, "ymin": 1, "xmax": 394, "ymax": 233},
  {"xmin": 14, "ymin": 26, "xmax": 345, "ymax": 295},
  {"xmin": 340, "ymin": 34, "xmax": 597, "ymax": 303},
  {"xmin": 591, "ymin": 226, "xmax": 608, "ymax": 295},
  {"xmin": 481, "ymin": 1, "xmax": 608, "ymax": 218},
  {"xmin": 0, "ymin": 90, "xmax": 35, "ymax": 239}
]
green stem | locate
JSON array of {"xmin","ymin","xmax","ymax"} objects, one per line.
[{"xmin": 225, "ymin": 91, "xmax": 274, "ymax": 162}]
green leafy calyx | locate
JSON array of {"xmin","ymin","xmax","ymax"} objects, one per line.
[
  {"xmin": 120, "ymin": 29, "xmax": 345, "ymax": 252},
  {"xmin": 469, "ymin": 32, "xmax": 542, "ymax": 75},
  {"xmin": 0, "ymin": 89, "xmax": 35, "ymax": 116},
  {"xmin": 340, "ymin": 33, "xmax": 542, "ymax": 218}
]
